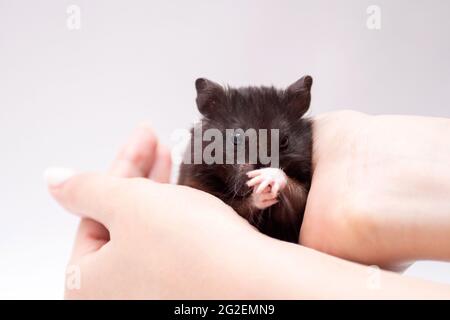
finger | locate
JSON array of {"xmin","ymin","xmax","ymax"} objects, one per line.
[
  {"xmin": 149, "ymin": 144, "xmax": 172, "ymax": 183},
  {"xmin": 69, "ymin": 124, "xmax": 158, "ymax": 261},
  {"xmin": 246, "ymin": 175, "xmax": 264, "ymax": 187},
  {"xmin": 109, "ymin": 123, "xmax": 158, "ymax": 178},
  {"xmin": 61, "ymin": 125, "xmax": 159, "ymax": 262},
  {"xmin": 255, "ymin": 180, "xmax": 271, "ymax": 194},
  {"xmin": 246, "ymin": 169, "xmax": 262, "ymax": 178},
  {"xmin": 271, "ymin": 182, "xmax": 280, "ymax": 197},
  {"xmin": 46, "ymin": 170, "xmax": 131, "ymax": 229}
]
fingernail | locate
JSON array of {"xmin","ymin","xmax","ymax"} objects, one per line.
[{"xmin": 44, "ymin": 167, "xmax": 76, "ymax": 187}]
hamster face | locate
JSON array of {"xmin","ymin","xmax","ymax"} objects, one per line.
[{"xmin": 192, "ymin": 77, "xmax": 313, "ymax": 201}]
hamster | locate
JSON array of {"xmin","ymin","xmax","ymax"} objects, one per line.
[{"xmin": 178, "ymin": 76, "xmax": 313, "ymax": 243}]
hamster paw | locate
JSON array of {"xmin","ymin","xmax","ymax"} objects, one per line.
[
  {"xmin": 250, "ymin": 186, "xmax": 279, "ymax": 209},
  {"xmin": 246, "ymin": 168, "xmax": 287, "ymax": 209}
]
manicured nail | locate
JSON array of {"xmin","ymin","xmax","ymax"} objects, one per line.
[{"xmin": 44, "ymin": 167, "xmax": 76, "ymax": 187}]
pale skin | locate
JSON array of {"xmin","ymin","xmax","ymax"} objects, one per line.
[
  {"xmin": 302, "ymin": 111, "xmax": 450, "ymax": 268},
  {"xmin": 46, "ymin": 110, "xmax": 450, "ymax": 299}
]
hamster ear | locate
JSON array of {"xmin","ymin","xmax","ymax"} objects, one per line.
[
  {"xmin": 286, "ymin": 75, "xmax": 313, "ymax": 116},
  {"xmin": 195, "ymin": 78, "xmax": 225, "ymax": 117}
]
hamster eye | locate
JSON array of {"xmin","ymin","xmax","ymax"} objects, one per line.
[
  {"xmin": 233, "ymin": 132, "xmax": 244, "ymax": 145},
  {"xmin": 280, "ymin": 136, "xmax": 289, "ymax": 150}
]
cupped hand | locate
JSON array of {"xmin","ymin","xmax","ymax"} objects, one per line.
[{"xmin": 46, "ymin": 125, "xmax": 275, "ymax": 299}]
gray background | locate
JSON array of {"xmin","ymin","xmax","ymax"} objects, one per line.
[{"xmin": 1, "ymin": 0, "xmax": 449, "ymax": 299}]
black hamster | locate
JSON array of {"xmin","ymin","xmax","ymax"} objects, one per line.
[{"xmin": 178, "ymin": 76, "xmax": 313, "ymax": 243}]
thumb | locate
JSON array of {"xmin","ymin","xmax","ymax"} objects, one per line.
[{"xmin": 45, "ymin": 168, "xmax": 130, "ymax": 231}]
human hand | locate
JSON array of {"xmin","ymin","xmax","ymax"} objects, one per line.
[
  {"xmin": 46, "ymin": 124, "xmax": 276, "ymax": 299},
  {"xmin": 301, "ymin": 111, "xmax": 450, "ymax": 268},
  {"xmin": 51, "ymin": 125, "xmax": 172, "ymax": 268},
  {"xmin": 46, "ymin": 123, "xmax": 450, "ymax": 299}
]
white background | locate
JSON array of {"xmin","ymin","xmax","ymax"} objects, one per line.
[{"xmin": 1, "ymin": 0, "xmax": 450, "ymax": 299}]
